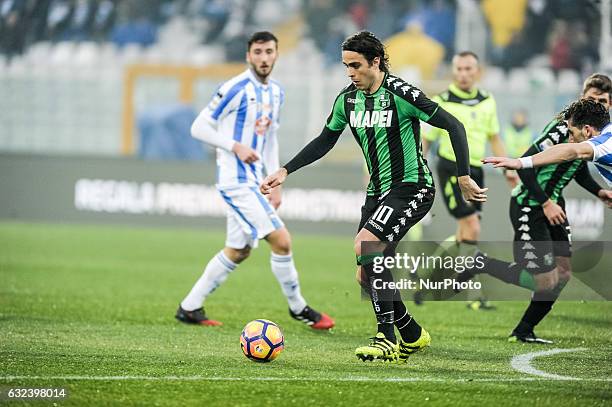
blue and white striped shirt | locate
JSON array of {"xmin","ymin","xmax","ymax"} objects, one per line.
[
  {"xmin": 200, "ymin": 69, "xmax": 284, "ymax": 188},
  {"xmin": 585, "ymin": 122, "xmax": 612, "ymax": 186}
]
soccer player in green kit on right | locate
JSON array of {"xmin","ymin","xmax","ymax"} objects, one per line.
[
  {"xmin": 261, "ymin": 31, "xmax": 486, "ymax": 362},
  {"xmin": 463, "ymin": 74, "xmax": 612, "ymax": 343}
]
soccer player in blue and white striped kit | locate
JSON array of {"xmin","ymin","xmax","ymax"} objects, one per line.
[{"xmin": 176, "ymin": 31, "xmax": 334, "ymax": 329}]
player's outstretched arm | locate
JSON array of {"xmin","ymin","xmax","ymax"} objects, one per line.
[
  {"xmin": 260, "ymin": 127, "xmax": 342, "ymax": 194},
  {"xmin": 484, "ymin": 142, "xmax": 595, "ymax": 169},
  {"xmin": 481, "ymin": 156, "xmax": 521, "ymax": 169},
  {"xmin": 426, "ymin": 107, "xmax": 470, "ymax": 176},
  {"xmin": 427, "ymin": 107, "xmax": 488, "ymax": 202}
]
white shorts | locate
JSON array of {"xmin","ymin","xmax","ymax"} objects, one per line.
[{"xmin": 218, "ymin": 186, "xmax": 284, "ymax": 249}]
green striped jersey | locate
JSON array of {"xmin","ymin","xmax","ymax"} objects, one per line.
[
  {"xmin": 513, "ymin": 118, "xmax": 583, "ymax": 206},
  {"xmin": 325, "ymin": 73, "xmax": 438, "ymax": 196}
]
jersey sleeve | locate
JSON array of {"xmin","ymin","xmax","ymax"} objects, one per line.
[
  {"xmin": 532, "ymin": 119, "xmax": 569, "ymax": 152},
  {"xmin": 393, "ymin": 83, "xmax": 439, "ymax": 122},
  {"xmin": 423, "ymin": 94, "xmax": 443, "ymax": 141},
  {"xmin": 201, "ymin": 80, "xmax": 245, "ymax": 125},
  {"xmin": 412, "ymin": 88, "xmax": 439, "ymax": 121},
  {"xmin": 325, "ymin": 93, "xmax": 348, "ymax": 132},
  {"xmin": 586, "ymin": 133, "xmax": 612, "ymax": 163}
]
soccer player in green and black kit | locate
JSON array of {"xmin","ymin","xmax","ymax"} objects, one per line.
[
  {"xmin": 461, "ymin": 74, "xmax": 612, "ymax": 343},
  {"xmin": 261, "ymin": 31, "xmax": 486, "ymax": 362},
  {"xmin": 421, "ymin": 51, "xmax": 516, "ymax": 310}
]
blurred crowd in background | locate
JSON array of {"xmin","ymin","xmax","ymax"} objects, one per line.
[
  {"xmin": 0, "ymin": 0, "xmax": 608, "ymax": 161},
  {"xmin": 0, "ymin": 0, "xmax": 603, "ymax": 75}
]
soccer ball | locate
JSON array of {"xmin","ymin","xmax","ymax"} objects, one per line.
[{"xmin": 240, "ymin": 319, "xmax": 284, "ymax": 362}]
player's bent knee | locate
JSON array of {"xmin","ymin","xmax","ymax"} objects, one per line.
[
  {"xmin": 355, "ymin": 267, "xmax": 363, "ymax": 284},
  {"xmin": 558, "ymin": 267, "xmax": 572, "ymax": 282},
  {"xmin": 266, "ymin": 228, "xmax": 292, "ymax": 255},
  {"xmin": 555, "ymin": 258, "xmax": 572, "ymax": 282},
  {"xmin": 270, "ymin": 238, "xmax": 291, "ymax": 255},
  {"xmin": 355, "ymin": 267, "xmax": 370, "ymax": 291},
  {"xmin": 471, "ymin": 222, "xmax": 481, "ymax": 237},
  {"xmin": 354, "ymin": 236, "xmax": 386, "ymax": 257},
  {"xmin": 225, "ymin": 246, "xmax": 251, "ymax": 263},
  {"xmin": 535, "ymin": 269, "xmax": 559, "ymax": 291},
  {"xmin": 548, "ymin": 271, "xmax": 559, "ymax": 290},
  {"xmin": 458, "ymin": 215, "xmax": 480, "ymax": 240}
]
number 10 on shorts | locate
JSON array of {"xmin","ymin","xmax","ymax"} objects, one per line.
[{"xmin": 373, "ymin": 205, "xmax": 393, "ymax": 225}]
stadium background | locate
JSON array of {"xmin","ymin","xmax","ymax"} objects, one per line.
[{"xmin": 1, "ymin": 0, "xmax": 611, "ymax": 240}]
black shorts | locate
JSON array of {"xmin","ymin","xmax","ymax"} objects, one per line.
[
  {"xmin": 510, "ymin": 196, "xmax": 572, "ymax": 274},
  {"xmin": 358, "ymin": 183, "xmax": 435, "ymax": 242},
  {"xmin": 436, "ymin": 157, "xmax": 484, "ymax": 219}
]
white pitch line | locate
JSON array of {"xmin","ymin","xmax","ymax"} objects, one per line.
[
  {"xmin": 3, "ymin": 348, "xmax": 612, "ymax": 384},
  {"xmin": 0, "ymin": 376, "xmax": 537, "ymax": 382},
  {"xmin": 510, "ymin": 347, "xmax": 589, "ymax": 380},
  {"xmin": 0, "ymin": 375, "xmax": 610, "ymax": 383}
]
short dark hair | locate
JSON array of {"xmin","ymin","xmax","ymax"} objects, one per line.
[
  {"xmin": 582, "ymin": 73, "xmax": 612, "ymax": 97},
  {"xmin": 563, "ymin": 98, "xmax": 610, "ymax": 131},
  {"xmin": 454, "ymin": 51, "xmax": 480, "ymax": 63},
  {"xmin": 341, "ymin": 31, "xmax": 389, "ymax": 73},
  {"xmin": 247, "ymin": 31, "xmax": 278, "ymax": 51}
]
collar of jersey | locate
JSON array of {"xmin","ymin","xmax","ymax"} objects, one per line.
[
  {"xmin": 449, "ymin": 83, "xmax": 478, "ymax": 99},
  {"xmin": 362, "ymin": 72, "xmax": 388, "ymax": 97},
  {"xmin": 246, "ymin": 69, "xmax": 269, "ymax": 88}
]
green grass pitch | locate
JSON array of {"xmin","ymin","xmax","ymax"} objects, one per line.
[{"xmin": 1, "ymin": 221, "xmax": 610, "ymax": 406}]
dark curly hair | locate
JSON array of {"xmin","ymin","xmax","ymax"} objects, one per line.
[
  {"xmin": 341, "ymin": 31, "xmax": 389, "ymax": 73},
  {"xmin": 247, "ymin": 31, "xmax": 278, "ymax": 51},
  {"xmin": 563, "ymin": 98, "xmax": 610, "ymax": 131}
]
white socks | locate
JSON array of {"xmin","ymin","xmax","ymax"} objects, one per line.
[
  {"xmin": 181, "ymin": 251, "xmax": 237, "ymax": 311},
  {"xmin": 270, "ymin": 252, "xmax": 307, "ymax": 314},
  {"xmin": 181, "ymin": 251, "xmax": 307, "ymax": 314}
]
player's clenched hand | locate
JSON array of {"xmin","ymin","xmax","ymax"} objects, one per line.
[
  {"xmin": 542, "ymin": 199, "xmax": 566, "ymax": 225},
  {"xmin": 260, "ymin": 168, "xmax": 288, "ymax": 195},
  {"xmin": 232, "ymin": 143, "xmax": 260, "ymax": 164},
  {"xmin": 458, "ymin": 175, "xmax": 487, "ymax": 202},
  {"xmin": 598, "ymin": 189, "xmax": 612, "ymax": 209},
  {"xmin": 482, "ymin": 156, "xmax": 522, "ymax": 170}
]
